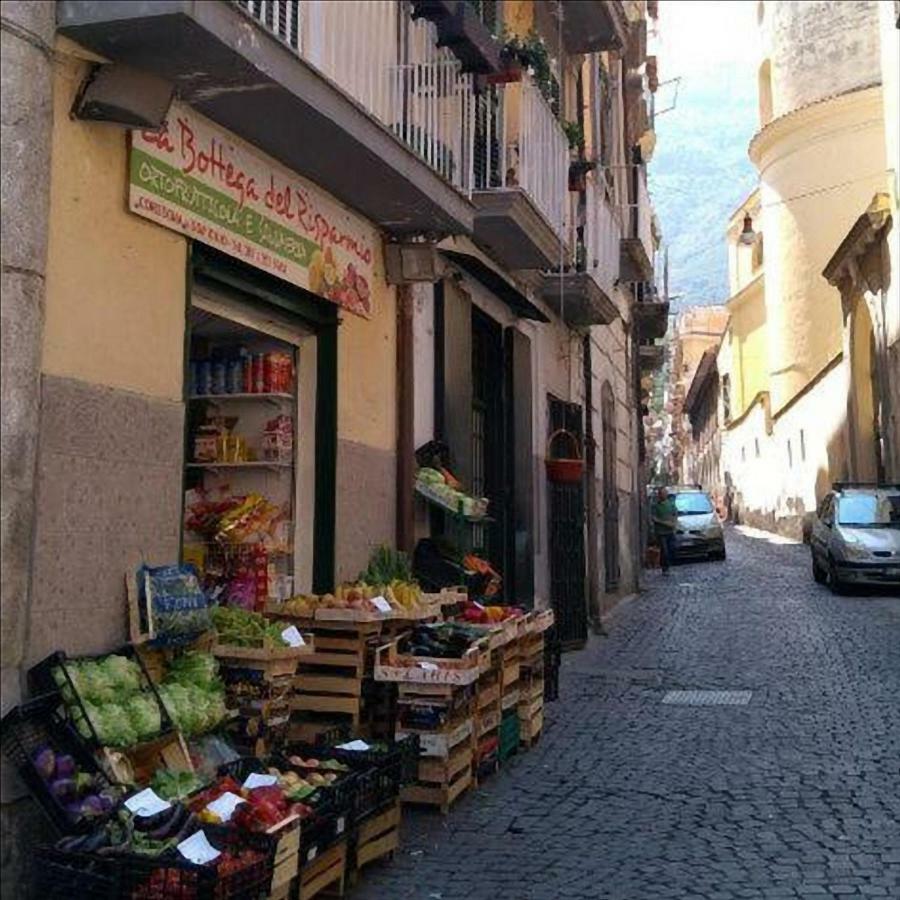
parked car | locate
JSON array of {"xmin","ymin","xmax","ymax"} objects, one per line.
[
  {"xmin": 668, "ymin": 487, "xmax": 726, "ymax": 561},
  {"xmin": 810, "ymin": 483, "xmax": 900, "ymax": 593}
]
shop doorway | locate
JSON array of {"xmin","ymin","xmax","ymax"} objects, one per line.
[
  {"xmin": 547, "ymin": 396, "xmax": 587, "ymax": 649},
  {"xmin": 185, "ymin": 247, "xmax": 338, "ymax": 598},
  {"xmin": 849, "ymin": 297, "xmax": 882, "ymax": 482},
  {"xmin": 601, "ymin": 381, "xmax": 620, "ymax": 592}
]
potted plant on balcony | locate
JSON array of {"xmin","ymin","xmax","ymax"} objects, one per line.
[
  {"xmin": 489, "ymin": 29, "xmax": 558, "ymax": 112},
  {"xmin": 564, "ymin": 121, "xmax": 595, "ymax": 192}
]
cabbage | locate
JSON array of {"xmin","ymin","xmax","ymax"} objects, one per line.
[
  {"xmin": 165, "ymin": 652, "xmax": 220, "ymax": 690},
  {"xmin": 126, "ymin": 694, "xmax": 161, "ymax": 741},
  {"xmin": 99, "ymin": 655, "xmax": 142, "ymax": 695},
  {"xmin": 89, "ymin": 703, "xmax": 138, "ymax": 748}
]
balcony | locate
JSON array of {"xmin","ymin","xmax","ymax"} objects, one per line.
[
  {"xmin": 541, "ymin": 175, "xmax": 621, "ymax": 327},
  {"xmin": 555, "ymin": 0, "xmax": 628, "ymax": 54},
  {"xmin": 471, "ymin": 79, "xmax": 569, "ymax": 270},
  {"xmin": 620, "ymin": 165, "xmax": 654, "ymax": 282},
  {"xmin": 639, "ymin": 340, "xmax": 666, "ymax": 372},
  {"xmin": 57, "ymin": 0, "xmax": 476, "ymax": 236},
  {"xmin": 633, "ymin": 284, "xmax": 669, "ymax": 340}
]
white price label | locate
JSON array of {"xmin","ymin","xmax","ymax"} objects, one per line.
[
  {"xmin": 243, "ymin": 772, "xmax": 278, "ymax": 789},
  {"xmin": 307, "ymin": 847, "xmax": 318, "ymax": 862},
  {"xmin": 124, "ymin": 788, "xmax": 171, "ymax": 818},
  {"xmin": 205, "ymin": 791, "xmax": 246, "ymax": 823},
  {"xmin": 337, "ymin": 740, "xmax": 371, "ymax": 751},
  {"xmin": 178, "ymin": 830, "xmax": 221, "ymax": 865},
  {"xmin": 281, "ymin": 625, "xmax": 306, "ymax": 647},
  {"xmin": 370, "ymin": 596, "xmax": 392, "ymax": 613},
  {"xmin": 417, "ymin": 661, "xmax": 439, "ymax": 671},
  {"xmin": 336, "ymin": 816, "xmax": 346, "ymax": 834}
]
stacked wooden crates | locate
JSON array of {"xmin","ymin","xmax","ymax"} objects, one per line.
[
  {"xmin": 375, "ymin": 635, "xmax": 488, "ymax": 814},
  {"xmin": 286, "ymin": 617, "xmax": 382, "ymax": 744},
  {"xmin": 518, "ymin": 611, "xmax": 554, "ymax": 747}
]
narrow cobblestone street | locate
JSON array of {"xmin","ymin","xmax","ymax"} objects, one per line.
[{"xmin": 354, "ymin": 528, "xmax": 900, "ymax": 900}]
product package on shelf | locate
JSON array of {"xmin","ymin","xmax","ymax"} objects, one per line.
[{"xmin": 128, "ymin": 563, "xmax": 213, "ymax": 648}]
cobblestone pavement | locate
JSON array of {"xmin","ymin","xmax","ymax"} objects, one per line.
[{"xmin": 352, "ymin": 527, "xmax": 900, "ymax": 900}]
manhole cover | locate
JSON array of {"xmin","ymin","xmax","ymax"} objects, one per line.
[{"xmin": 662, "ymin": 690, "xmax": 752, "ymax": 706}]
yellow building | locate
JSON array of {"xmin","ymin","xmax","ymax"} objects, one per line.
[{"xmin": 716, "ymin": 0, "xmax": 892, "ymax": 537}]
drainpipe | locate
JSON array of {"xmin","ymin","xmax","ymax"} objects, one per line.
[{"xmin": 396, "ymin": 283, "xmax": 415, "ymax": 552}]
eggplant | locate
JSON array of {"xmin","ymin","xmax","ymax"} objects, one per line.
[
  {"xmin": 54, "ymin": 754, "xmax": 77, "ymax": 779},
  {"xmin": 134, "ymin": 803, "xmax": 182, "ymax": 835},
  {"xmin": 33, "ymin": 746, "xmax": 56, "ymax": 781},
  {"xmin": 147, "ymin": 804, "xmax": 188, "ymax": 841},
  {"xmin": 171, "ymin": 811, "xmax": 198, "ymax": 844}
]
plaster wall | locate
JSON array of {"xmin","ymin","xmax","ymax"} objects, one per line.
[
  {"xmin": 726, "ymin": 277, "xmax": 768, "ymax": 418},
  {"xmin": 762, "ymin": 0, "xmax": 882, "ymax": 120},
  {"xmin": 752, "ymin": 86, "xmax": 886, "ymax": 414}
]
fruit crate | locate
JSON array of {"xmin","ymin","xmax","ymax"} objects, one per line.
[
  {"xmin": 117, "ymin": 825, "xmax": 276, "ymax": 900},
  {"xmin": 0, "ymin": 694, "xmax": 120, "ymax": 836},
  {"xmin": 28, "ymin": 648, "xmax": 175, "ymax": 753},
  {"xmin": 299, "ymin": 839, "xmax": 346, "ymax": 899},
  {"xmin": 348, "ymin": 800, "xmax": 400, "ymax": 885},
  {"xmin": 30, "ymin": 845, "xmax": 120, "ymax": 900}
]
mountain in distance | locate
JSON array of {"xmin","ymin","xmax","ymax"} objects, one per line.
[{"xmin": 649, "ymin": 60, "xmax": 759, "ymax": 311}]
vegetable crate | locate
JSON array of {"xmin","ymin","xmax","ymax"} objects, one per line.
[
  {"xmin": 373, "ymin": 635, "xmax": 489, "ymax": 686},
  {"xmin": 347, "ymin": 800, "xmax": 400, "ymax": 886},
  {"xmin": 28, "ymin": 648, "xmax": 175, "ymax": 754},
  {"xmin": 31, "ymin": 845, "xmax": 121, "ymax": 900},
  {"xmin": 299, "ymin": 838, "xmax": 346, "ymax": 900},
  {"xmin": 266, "ymin": 822, "xmax": 300, "ymax": 900},
  {"xmin": 117, "ymin": 826, "xmax": 276, "ymax": 900},
  {"xmin": 212, "ymin": 639, "xmax": 314, "ymax": 680},
  {"xmin": 0, "ymin": 694, "xmax": 119, "ymax": 836},
  {"xmin": 221, "ymin": 668, "xmax": 293, "ymax": 759},
  {"xmin": 99, "ymin": 729, "xmax": 194, "ymax": 786}
]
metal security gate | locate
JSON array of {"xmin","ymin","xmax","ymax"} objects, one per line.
[
  {"xmin": 548, "ymin": 397, "xmax": 587, "ymax": 648},
  {"xmin": 602, "ymin": 382, "xmax": 620, "ymax": 591}
]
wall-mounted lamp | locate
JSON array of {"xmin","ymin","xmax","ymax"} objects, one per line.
[{"xmin": 738, "ymin": 213, "xmax": 756, "ymax": 245}]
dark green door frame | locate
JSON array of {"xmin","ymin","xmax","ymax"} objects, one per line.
[{"xmin": 190, "ymin": 245, "xmax": 338, "ymax": 593}]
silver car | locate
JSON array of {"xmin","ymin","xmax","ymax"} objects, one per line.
[
  {"xmin": 810, "ymin": 484, "xmax": 900, "ymax": 593},
  {"xmin": 670, "ymin": 488, "xmax": 726, "ymax": 561}
]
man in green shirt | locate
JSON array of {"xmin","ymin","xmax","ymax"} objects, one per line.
[{"xmin": 651, "ymin": 487, "xmax": 678, "ymax": 574}]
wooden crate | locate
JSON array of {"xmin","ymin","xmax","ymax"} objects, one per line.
[
  {"xmin": 349, "ymin": 801, "xmax": 401, "ymax": 884},
  {"xmin": 99, "ymin": 730, "xmax": 192, "ymax": 785},
  {"xmin": 299, "ymin": 839, "xmax": 346, "ymax": 899},
  {"xmin": 374, "ymin": 636, "xmax": 489, "ymax": 686},
  {"xmin": 402, "ymin": 764, "xmax": 472, "ymax": 814},
  {"xmin": 519, "ymin": 709, "xmax": 544, "ymax": 748},
  {"xmin": 397, "ymin": 716, "xmax": 473, "ymax": 758},
  {"xmin": 517, "ymin": 694, "xmax": 543, "ymax": 722},
  {"xmin": 417, "ymin": 740, "xmax": 473, "ymax": 783},
  {"xmin": 476, "ymin": 708, "xmax": 501, "ymax": 738}
]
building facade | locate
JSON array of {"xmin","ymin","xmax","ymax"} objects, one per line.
[
  {"xmin": 712, "ymin": 0, "xmax": 898, "ymax": 538},
  {"xmin": 0, "ymin": 0, "xmax": 663, "ymax": 871}
]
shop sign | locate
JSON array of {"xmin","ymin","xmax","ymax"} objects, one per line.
[{"xmin": 128, "ymin": 102, "xmax": 375, "ymax": 317}]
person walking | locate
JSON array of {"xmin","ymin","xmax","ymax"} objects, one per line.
[{"xmin": 651, "ymin": 486, "xmax": 678, "ymax": 574}]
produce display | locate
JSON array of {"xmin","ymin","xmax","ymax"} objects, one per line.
[
  {"xmin": 32, "ymin": 744, "xmax": 122, "ymax": 823},
  {"xmin": 157, "ymin": 652, "xmax": 227, "ymax": 739},
  {"xmin": 415, "ymin": 468, "xmax": 489, "ymax": 519},
  {"xmin": 212, "ymin": 605, "xmax": 288, "ymax": 648},
  {"xmin": 52, "ymin": 654, "xmax": 165, "ymax": 748},
  {"xmin": 151, "ymin": 769, "xmax": 207, "ymax": 803},
  {"xmin": 459, "ymin": 600, "xmax": 524, "ymax": 624},
  {"xmin": 398, "ymin": 623, "xmax": 486, "ymax": 659}
]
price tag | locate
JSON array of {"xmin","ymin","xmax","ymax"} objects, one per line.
[
  {"xmin": 370, "ymin": 596, "xmax": 392, "ymax": 614},
  {"xmin": 281, "ymin": 625, "xmax": 306, "ymax": 647},
  {"xmin": 205, "ymin": 791, "xmax": 246, "ymax": 823},
  {"xmin": 307, "ymin": 847, "xmax": 318, "ymax": 862},
  {"xmin": 124, "ymin": 788, "xmax": 171, "ymax": 817},
  {"xmin": 473, "ymin": 601, "xmax": 486, "ymax": 610},
  {"xmin": 178, "ymin": 830, "xmax": 221, "ymax": 865},
  {"xmin": 417, "ymin": 661, "xmax": 439, "ymax": 671},
  {"xmin": 337, "ymin": 740, "xmax": 371, "ymax": 752},
  {"xmin": 336, "ymin": 816, "xmax": 345, "ymax": 835},
  {"xmin": 243, "ymin": 772, "xmax": 278, "ymax": 789}
]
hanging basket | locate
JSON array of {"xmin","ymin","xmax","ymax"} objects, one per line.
[{"xmin": 544, "ymin": 429, "xmax": 584, "ymax": 484}]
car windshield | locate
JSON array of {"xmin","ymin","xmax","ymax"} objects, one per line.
[
  {"xmin": 674, "ymin": 493, "xmax": 714, "ymax": 515},
  {"xmin": 837, "ymin": 493, "xmax": 900, "ymax": 527}
]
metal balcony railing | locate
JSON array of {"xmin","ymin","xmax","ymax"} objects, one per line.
[
  {"xmin": 474, "ymin": 78, "xmax": 569, "ymax": 243},
  {"xmin": 236, "ymin": 0, "xmax": 476, "ymax": 194},
  {"xmin": 582, "ymin": 175, "xmax": 624, "ymax": 296}
]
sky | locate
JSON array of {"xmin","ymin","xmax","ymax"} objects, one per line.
[{"xmin": 648, "ymin": 0, "xmax": 761, "ymax": 307}]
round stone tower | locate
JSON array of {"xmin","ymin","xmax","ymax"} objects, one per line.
[{"xmin": 750, "ymin": 0, "xmax": 885, "ymax": 413}]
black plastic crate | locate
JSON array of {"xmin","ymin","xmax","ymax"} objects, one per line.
[
  {"xmin": 31, "ymin": 845, "xmax": 121, "ymax": 900},
  {"xmin": 0, "ymin": 694, "xmax": 119, "ymax": 836},
  {"xmin": 28, "ymin": 648, "xmax": 174, "ymax": 751},
  {"xmin": 118, "ymin": 825, "xmax": 275, "ymax": 900}
]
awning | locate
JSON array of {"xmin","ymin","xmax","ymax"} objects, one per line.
[{"xmin": 440, "ymin": 250, "xmax": 550, "ymax": 322}]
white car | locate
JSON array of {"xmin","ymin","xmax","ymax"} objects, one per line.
[{"xmin": 810, "ymin": 484, "xmax": 900, "ymax": 593}]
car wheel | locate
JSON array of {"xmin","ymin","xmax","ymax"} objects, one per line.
[{"xmin": 812, "ymin": 552, "xmax": 826, "ymax": 584}]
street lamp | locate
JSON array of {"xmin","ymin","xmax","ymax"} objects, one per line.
[{"xmin": 739, "ymin": 214, "xmax": 756, "ymax": 245}]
